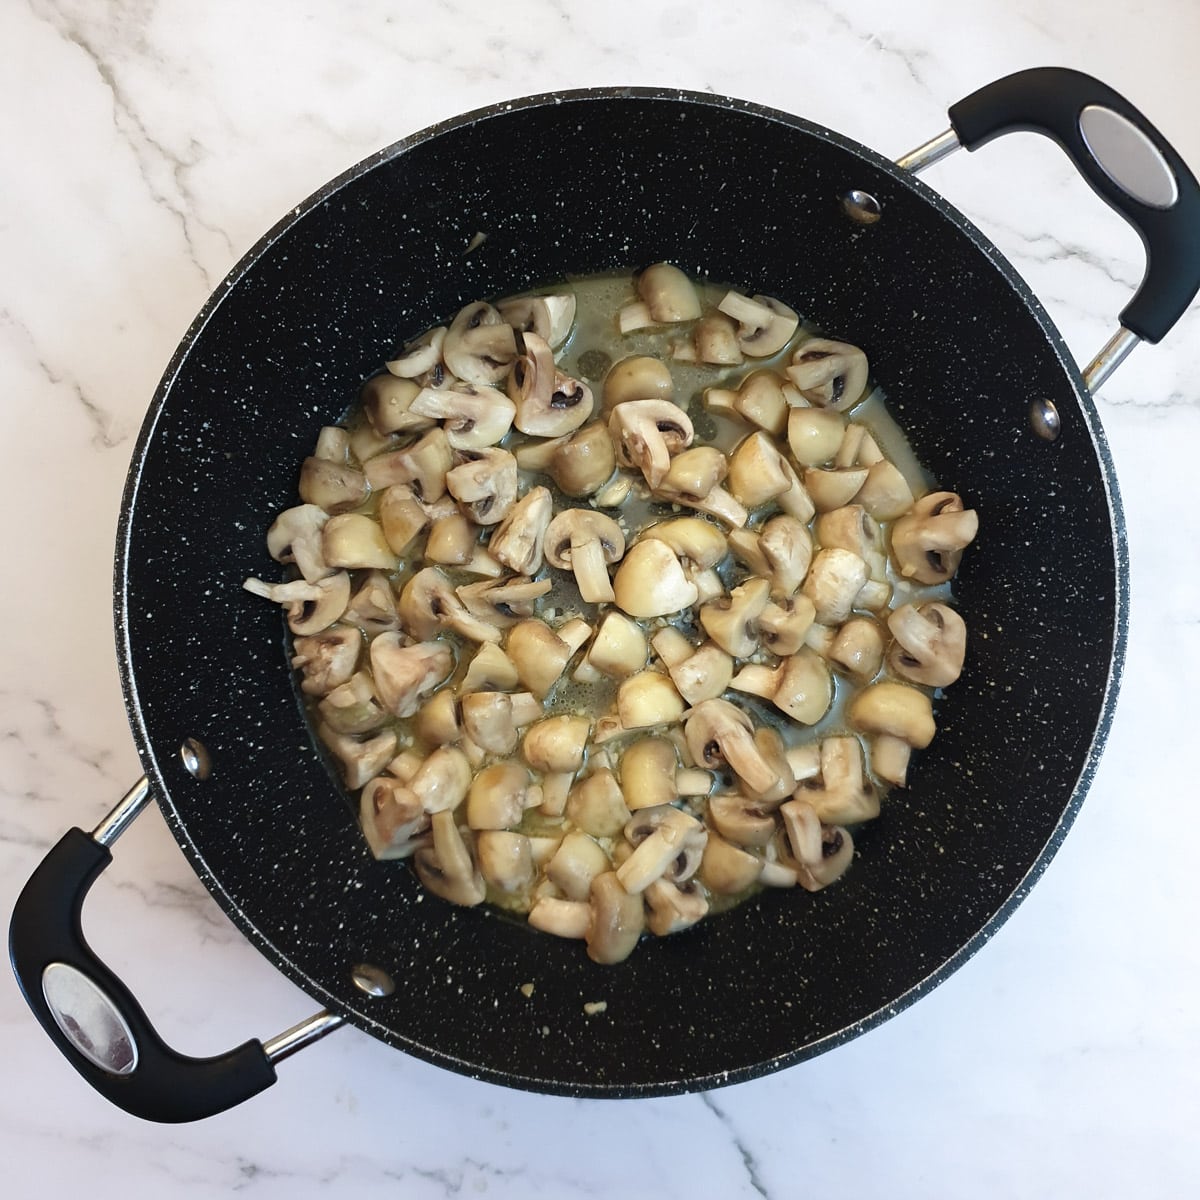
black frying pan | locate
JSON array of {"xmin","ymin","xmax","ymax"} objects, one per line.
[{"xmin": 11, "ymin": 68, "xmax": 1200, "ymax": 1123}]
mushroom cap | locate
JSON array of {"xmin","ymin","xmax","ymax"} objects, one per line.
[
  {"xmin": 788, "ymin": 406, "xmax": 847, "ymax": 466},
  {"xmin": 585, "ymin": 871, "xmax": 646, "ymax": 964},
  {"xmin": 699, "ymin": 576, "xmax": 771, "ymax": 659},
  {"xmin": 546, "ymin": 422, "xmax": 617, "ymax": 498},
  {"xmin": 522, "ymin": 714, "xmax": 591, "ymax": 773},
  {"xmin": 322, "ymin": 512, "xmax": 396, "ymax": 572},
  {"xmin": 612, "ymin": 539, "xmax": 699, "ymax": 619},
  {"xmin": 602, "ymin": 355, "xmax": 675, "ymax": 413},
  {"xmin": 636, "ymin": 262, "xmax": 702, "ymax": 323},
  {"xmin": 886, "ymin": 602, "xmax": 967, "ymax": 687},
  {"xmin": 847, "ymin": 681, "xmax": 936, "ymax": 748}
]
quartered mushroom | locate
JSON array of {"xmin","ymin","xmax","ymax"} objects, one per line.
[
  {"xmin": 508, "ymin": 331, "xmax": 594, "ymax": 436},
  {"xmin": 790, "ymin": 736, "xmax": 879, "ymax": 825},
  {"xmin": 266, "ymin": 504, "xmax": 331, "ymax": 583},
  {"xmin": 298, "ymin": 453, "xmax": 368, "ymax": 515},
  {"xmin": 365, "ymin": 427, "xmax": 454, "ymax": 499},
  {"xmin": 544, "ymin": 830, "xmax": 611, "ymax": 901},
  {"xmin": 496, "ymin": 292, "xmax": 577, "ymax": 349},
  {"xmin": 399, "ymin": 567, "xmax": 502, "ymax": 643},
  {"xmin": 465, "ymin": 761, "xmax": 533, "ymax": 830},
  {"xmin": 566, "ymin": 769, "xmax": 631, "ymax": 839},
  {"xmin": 445, "ymin": 447, "xmax": 519, "ymax": 525},
  {"xmin": 442, "ymin": 301, "xmax": 518, "ymax": 386},
  {"xmin": 584, "ymin": 611, "xmax": 647, "ymax": 678},
  {"xmin": 653, "ymin": 446, "xmax": 747, "ymax": 528},
  {"xmin": 413, "ymin": 810, "xmax": 487, "ymax": 906},
  {"xmin": 291, "ymin": 625, "xmax": 360, "ymax": 696},
  {"xmin": 717, "ymin": 291, "xmax": 800, "ymax": 358},
  {"xmin": 425, "ymin": 512, "xmax": 478, "ymax": 565},
  {"xmin": 618, "ymin": 262, "xmax": 702, "ymax": 331},
  {"xmin": 759, "ymin": 514, "xmax": 814, "ymax": 597},
  {"xmin": 828, "ymin": 617, "xmax": 886, "ymax": 682},
  {"xmin": 847, "ymin": 680, "xmax": 937, "ymax": 787},
  {"xmin": 699, "ymin": 576, "xmax": 771, "ymax": 658},
  {"xmin": 699, "ymin": 833, "xmax": 764, "ymax": 895},
  {"xmin": 410, "ymin": 382, "xmax": 516, "ymax": 449},
  {"xmin": 891, "ymin": 491, "xmax": 979, "ymax": 584},
  {"xmin": 887, "ymin": 602, "xmax": 968, "ymax": 687},
  {"xmin": 644, "ymin": 878, "xmax": 709, "ymax": 936},
  {"xmin": 488, "ymin": 485, "xmax": 553, "ymax": 575},
  {"xmin": 608, "ymin": 399, "xmax": 694, "ymax": 488},
  {"xmin": 585, "ymin": 871, "xmax": 645, "ymax": 964},
  {"xmin": 475, "ymin": 831, "xmax": 535, "ymax": 893},
  {"xmin": 671, "ymin": 312, "xmax": 744, "ymax": 365},
  {"xmin": 369, "ymin": 633, "xmax": 455, "ymax": 718},
  {"xmin": 543, "ymin": 509, "xmax": 626, "ymax": 604},
  {"xmin": 322, "ymin": 514, "xmax": 396, "ymax": 571},
  {"xmin": 460, "ymin": 641, "xmax": 520, "ymax": 693},
  {"xmin": 602, "ymin": 354, "xmax": 675, "ymax": 413},
  {"xmin": 786, "ymin": 338, "xmax": 869, "ymax": 410},
  {"xmin": 616, "ymin": 806, "xmax": 706, "ymax": 894},
  {"xmin": 318, "ymin": 722, "xmax": 397, "ymax": 790},
  {"xmin": 363, "ymin": 372, "xmax": 436, "ymax": 434},
  {"xmin": 758, "ymin": 594, "xmax": 817, "ymax": 657},
  {"xmin": 384, "ymin": 325, "xmax": 447, "ymax": 380},
  {"xmin": 543, "ymin": 421, "xmax": 617, "ymax": 497},
  {"xmin": 612, "ymin": 538, "xmax": 699, "ymax": 619},
  {"xmin": 730, "ymin": 647, "xmax": 833, "ymax": 726},
  {"xmin": 777, "ymin": 799, "xmax": 855, "ymax": 891},
  {"xmin": 456, "ymin": 575, "xmax": 552, "ymax": 628},
  {"xmin": 788, "ymin": 406, "xmax": 847, "ymax": 466},
  {"xmin": 410, "ymin": 746, "xmax": 473, "ymax": 815},
  {"xmin": 343, "ymin": 570, "xmax": 400, "ymax": 636},
  {"xmin": 802, "ymin": 547, "xmax": 870, "ymax": 625},
  {"xmin": 360, "ymin": 775, "xmax": 428, "ymax": 860},
  {"xmin": 726, "ymin": 431, "xmax": 793, "ymax": 509},
  {"xmin": 317, "ymin": 671, "xmax": 387, "ymax": 735},
  {"xmin": 684, "ymin": 699, "xmax": 780, "ymax": 796}
]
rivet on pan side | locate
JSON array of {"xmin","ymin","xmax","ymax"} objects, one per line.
[
  {"xmin": 351, "ymin": 963, "xmax": 396, "ymax": 997},
  {"xmin": 842, "ymin": 190, "xmax": 882, "ymax": 225},
  {"xmin": 180, "ymin": 738, "xmax": 212, "ymax": 779},
  {"xmin": 1030, "ymin": 397, "xmax": 1062, "ymax": 442}
]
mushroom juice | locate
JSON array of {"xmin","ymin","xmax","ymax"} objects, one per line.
[{"xmin": 244, "ymin": 264, "xmax": 978, "ymax": 963}]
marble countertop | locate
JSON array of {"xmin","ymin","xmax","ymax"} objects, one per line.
[{"xmin": 4, "ymin": 1, "xmax": 1200, "ymax": 1195}]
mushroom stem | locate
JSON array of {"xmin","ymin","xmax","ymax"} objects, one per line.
[{"xmin": 571, "ymin": 531, "xmax": 616, "ymax": 603}]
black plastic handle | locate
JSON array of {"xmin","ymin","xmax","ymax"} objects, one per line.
[
  {"xmin": 948, "ymin": 67, "xmax": 1200, "ymax": 344},
  {"xmin": 9, "ymin": 827, "xmax": 277, "ymax": 1122}
]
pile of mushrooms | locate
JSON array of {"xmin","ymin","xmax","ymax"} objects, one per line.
[{"xmin": 244, "ymin": 263, "xmax": 978, "ymax": 964}]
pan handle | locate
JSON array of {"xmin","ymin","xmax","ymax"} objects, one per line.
[
  {"xmin": 9, "ymin": 779, "xmax": 291, "ymax": 1122},
  {"xmin": 899, "ymin": 67, "xmax": 1200, "ymax": 386}
]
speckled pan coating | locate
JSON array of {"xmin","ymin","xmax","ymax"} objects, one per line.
[{"xmin": 114, "ymin": 89, "xmax": 1127, "ymax": 1097}]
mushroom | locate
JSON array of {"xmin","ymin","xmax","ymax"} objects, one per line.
[
  {"xmin": 460, "ymin": 692, "xmax": 519, "ymax": 757},
  {"xmin": 847, "ymin": 681, "xmax": 936, "ymax": 787},
  {"xmin": 318, "ymin": 722, "xmax": 397, "ymax": 790},
  {"xmin": 585, "ymin": 872, "xmax": 645, "ymax": 964},
  {"xmin": 415, "ymin": 687, "xmax": 461, "ymax": 746},
  {"xmin": 741, "ymin": 728, "xmax": 796, "ymax": 805},
  {"xmin": 854, "ymin": 461, "xmax": 915, "ymax": 522},
  {"xmin": 829, "ymin": 617, "xmax": 885, "ymax": 682},
  {"xmin": 266, "ymin": 504, "xmax": 331, "ymax": 583},
  {"xmin": 758, "ymin": 595, "xmax": 817, "ymax": 657},
  {"xmin": 360, "ymin": 775, "xmax": 428, "ymax": 859},
  {"xmin": 545, "ymin": 422, "xmax": 617, "ymax": 497},
  {"xmin": 291, "ymin": 625, "xmax": 360, "ymax": 696},
  {"xmin": 602, "ymin": 355, "xmax": 675, "ymax": 413},
  {"xmin": 460, "ymin": 641, "xmax": 520, "ymax": 692},
  {"xmin": 343, "ymin": 570, "xmax": 400, "ymax": 636},
  {"xmin": 618, "ymin": 737, "xmax": 679, "ymax": 811},
  {"xmin": 410, "ymin": 382, "xmax": 516, "ymax": 449},
  {"xmin": 759, "ymin": 514, "xmax": 814, "ymax": 598},
  {"xmin": 777, "ymin": 800, "xmax": 855, "ymax": 891},
  {"xmin": 466, "ymin": 761, "xmax": 532, "ymax": 830},
  {"xmin": 566, "ymin": 769, "xmax": 631, "ymax": 839},
  {"xmin": 585, "ymin": 611, "xmax": 647, "ymax": 678},
  {"xmin": 618, "ymin": 262, "xmax": 702, "ymax": 331},
  {"xmin": 425, "ymin": 512, "xmax": 478, "ymax": 565},
  {"xmin": 384, "ymin": 326, "xmax": 447, "ymax": 380},
  {"xmin": 362, "ymin": 372, "xmax": 436, "ymax": 433},
  {"xmin": 786, "ymin": 338, "xmax": 869, "ymax": 410},
  {"xmin": 616, "ymin": 806, "xmax": 706, "ymax": 894},
  {"xmin": 456, "ymin": 575, "xmax": 552, "ymax": 627},
  {"xmin": 496, "ymin": 293, "xmax": 577, "ymax": 349},
  {"xmin": 671, "ymin": 312, "xmax": 743, "ymax": 365},
  {"xmin": 413, "ymin": 810, "xmax": 486, "ymax": 906},
  {"xmin": 475, "ymin": 831, "xmax": 535, "ymax": 893},
  {"xmin": 788, "ymin": 406, "xmax": 847, "ymax": 466},
  {"xmin": 528, "ymin": 897, "xmax": 592, "ymax": 939},
  {"xmin": 364, "ymin": 427, "xmax": 453, "ymax": 498},
  {"xmin": 699, "ymin": 576, "xmax": 771, "ymax": 658},
  {"xmin": 790, "ymin": 736, "xmax": 879, "ymax": 825},
  {"xmin": 802, "ymin": 466, "xmax": 870, "ymax": 513},
  {"xmin": 368, "ymin": 633, "xmax": 455, "ymax": 717},
  {"xmin": 699, "ymin": 833, "xmax": 763, "ymax": 895},
  {"xmin": 891, "ymin": 491, "xmax": 979, "ymax": 584},
  {"xmin": 543, "ymin": 509, "xmax": 626, "ymax": 603},
  {"xmin": 298, "ymin": 455, "xmax": 368, "ymax": 515},
  {"xmin": 522, "ymin": 714, "xmax": 590, "ymax": 774},
  {"xmin": 729, "ymin": 370, "xmax": 794, "ymax": 435},
  {"xmin": 374, "ymin": 484, "xmax": 427, "ymax": 556},
  {"xmin": 644, "ymin": 879, "xmax": 709, "ymax": 936},
  {"xmin": 243, "ymin": 571, "xmax": 352, "ymax": 636},
  {"xmin": 445, "ymin": 447, "xmax": 519, "ymax": 525},
  {"xmin": 399, "ymin": 567, "xmax": 502, "ymax": 643},
  {"xmin": 441, "ymin": 300, "xmax": 518, "ymax": 386},
  {"xmin": 317, "ymin": 670, "xmax": 387, "ymax": 735},
  {"xmin": 641, "ymin": 516, "xmax": 727, "ymax": 572},
  {"xmin": 616, "ymin": 670, "xmax": 685, "ymax": 729},
  {"xmin": 887, "ymin": 602, "xmax": 967, "ymax": 687},
  {"xmin": 507, "ymin": 331, "xmax": 594, "ymax": 436},
  {"xmin": 815, "ymin": 505, "xmax": 887, "ymax": 581},
  {"xmin": 802, "ymin": 547, "xmax": 869, "ymax": 625},
  {"xmin": 612, "ymin": 539, "xmax": 699, "ymax": 619},
  {"xmin": 726, "ymin": 432, "xmax": 793, "ymax": 509},
  {"xmin": 664, "ymin": 641, "xmax": 734, "ymax": 706},
  {"xmin": 730, "ymin": 648, "xmax": 832, "ymax": 726},
  {"xmin": 708, "ymin": 792, "xmax": 779, "ymax": 848},
  {"xmin": 608, "ymin": 399, "xmax": 694, "ymax": 488},
  {"xmin": 410, "ymin": 745, "xmax": 473, "ymax": 814},
  {"xmin": 684, "ymin": 699, "xmax": 780, "ymax": 795},
  {"xmin": 545, "ymin": 830, "xmax": 611, "ymax": 901},
  {"xmin": 487, "ymin": 485, "xmax": 553, "ymax": 575},
  {"xmin": 717, "ymin": 291, "xmax": 800, "ymax": 358},
  {"xmin": 502, "ymin": 620, "xmax": 571, "ymax": 698},
  {"xmin": 653, "ymin": 447, "xmax": 747, "ymax": 529}
]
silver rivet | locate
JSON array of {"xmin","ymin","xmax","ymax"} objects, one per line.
[
  {"xmin": 842, "ymin": 190, "xmax": 882, "ymax": 225},
  {"xmin": 1030, "ymin": 398, "xmax": 1062, "ymax": 442},
  {"xmin": 180, "ymin": 738, "xmax": 211, "ymax": 779},
  {"xmin": 351, "ymin": 963, "xmax": 395, "ymax": 997}
]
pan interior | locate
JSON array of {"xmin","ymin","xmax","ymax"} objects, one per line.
[{"xmin": 116, "ymin": 89, "xmax": 1122, "ymax": 1096}]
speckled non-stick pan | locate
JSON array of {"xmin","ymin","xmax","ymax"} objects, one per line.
[{"xmin": 12, "ymin": 69, "xmax": 1200, "ymax": 1122}]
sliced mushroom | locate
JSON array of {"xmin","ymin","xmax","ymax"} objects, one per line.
[
  {"xmin": 891, "ymin": 491, "xmax": 979, "ymax": 583},
  {"xmin": 545, "ymin": 421, "xmax": 617, "ymax": 497},
  {"xmin": 487, "ymin": 485, "xmax": 553, "ymax": 575},
  {"xmin": 266, "ymin": 504, "xmax": 331, "ymax": 583},
  {"xmin": 543, "ymin": 509, "xmax": 626, "ymax": 603},
  {"xmin": 644, "ymin": 879, "xmax": 709, "ymax": 936},
  {"xmin": 507, "ymin": 331, "xmax": 593, "ymax": 436},
  {"xmin": 608, "ymin": 399, "xmax": 694, "ymax": 488},
  {"xmin": 319, "ymin": 722, "xmax": 397, "ymax": 790},
  {"xmin": 847, "ymin": 681, "xmax": 936, "ymax": 787},
  {"xmin": 384, "ymin": 326, "xmax": 447, "ymax": 380},
  {"xmin": 360, "ymin": 775, "xmax": 428, "ymax": 859},
  {"xmin": 399, "ymin": 567, "xmax": 502, "ymax": 644},
  {"xmin": 742, "ymin": 728, "xmax": 796, "ymax": 805},
  {"xmin": 466, "ymin": 761, "xmax": 532, "ymax": 829},
  {"xmin": 445, "ymin": 447, "xmax": 519, "ymax": 525},
  {"xmin": 786, "ymin": 338, "xmax": 869, "ymax": 410},
  {"xmin": 802, "ymin": 547, "xmax": 869, "ymax": 626},
  {"xmin": 496, "ymin": 293, "xmax": 576, "ymax": 349},
  {"xmin": 369, "ymin": 633, "xmax": 455, "ymax": 717},
  {"xmin": 317, "ymin": 670, "xmax": 387, "ymax": 735},
  {"xmin": 410, "ymin": 382, "xmax": 515, "ymax": 449},
  {"xmin": 586, "ymin": 871, "xmax": 645, "ymax": 964},
  {"xmin": 684, "ymin": 698, "xmax": 780, "ymax": 795},
  {"xmin": 717, "ymin": 292, "xmax": 800, "ymax": 358},
  {"xmin": 887, "ymin": 602, "xmax": 967, "ymax": 687},
  {"xmin": 442, "ymin": 301, "xmax": 518, "ymax": 386},
  {"xmin": 699, "ymin": 576, "xmax": 771, "ymax": 658},
  {"xmin": 602, "ymin": 355, "xmax": 675, "ymax": 413},
  {"xmin": 291, "ymin": 625, "xmax": 360, "ymax": 696},
  {"xmin": 413, "ymin": 810, "xmax": 486, "ymax": 906},
  {"xmin": 790, "ymin": 736, "xmax": 879, "ymax": 825}
]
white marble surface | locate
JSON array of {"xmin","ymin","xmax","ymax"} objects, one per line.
[{"xmin": 3, "ymin": 1, "xmax": 1200, "ymax": 1195}]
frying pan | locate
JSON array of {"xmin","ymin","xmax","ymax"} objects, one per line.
[{"xmin": 11, "ymin": 68, "xmax": 1200, "ymax": 1123}]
